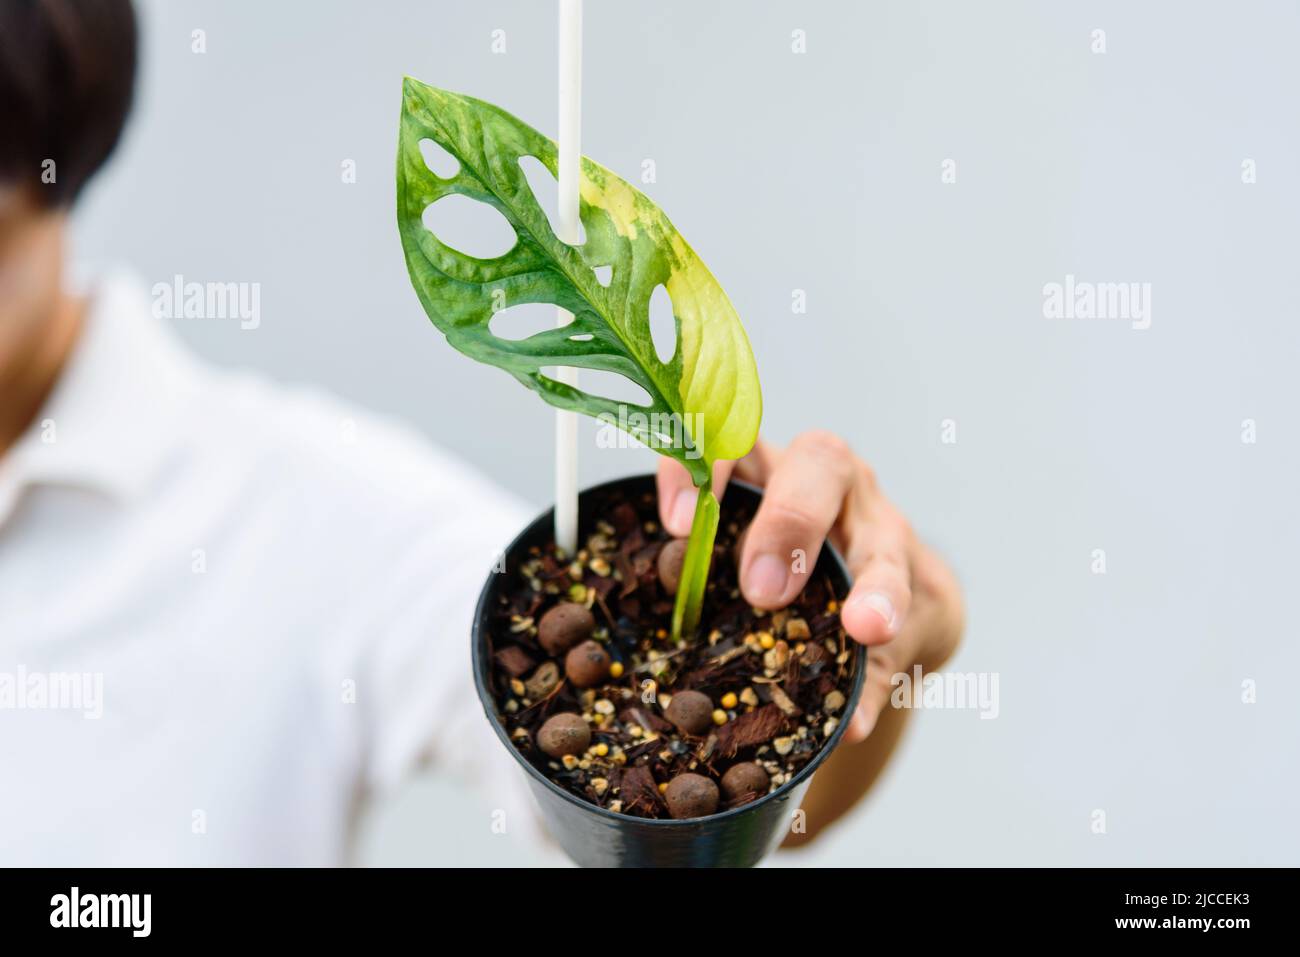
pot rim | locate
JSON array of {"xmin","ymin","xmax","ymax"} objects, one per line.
[{"xmin": 471, "ymin": 473, "xmax": 867, "ymax": 827}]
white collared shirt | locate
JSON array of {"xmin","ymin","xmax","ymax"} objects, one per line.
[{"xmin": 0, "ymin": 271, "xmax": 543, "ymax": 865}]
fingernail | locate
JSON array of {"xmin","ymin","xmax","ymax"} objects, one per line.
[
  {"xmin": 669, "ymin": 489, "xmax": 697, "ymax": 535},
  {"xmin": 848, "ymin": 591, "xmax": 897, "ymax": 633},
  {"xmin": 746, "ymin": 553, "xmax": 790, "ymax": 606}
]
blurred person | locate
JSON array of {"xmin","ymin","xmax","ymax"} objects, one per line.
[{"xmin": 0, "ymin": 0, "xmax": 962, "ymax": 865}]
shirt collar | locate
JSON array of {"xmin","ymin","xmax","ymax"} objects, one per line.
[{"xmin": 0, "ymin": 269, "xmax": 204, "ymax": 515}]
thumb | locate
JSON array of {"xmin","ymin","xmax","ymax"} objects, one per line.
[{"xmin": 656, "ymin": 458, "xmax": 736, "ymax": 537}]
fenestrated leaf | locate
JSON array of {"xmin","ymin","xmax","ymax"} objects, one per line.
[{"xmin": 397, "ymin": 77, "xmax": 761, "ymax": 484}]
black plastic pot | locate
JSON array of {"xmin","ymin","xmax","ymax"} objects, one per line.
[{"xmin": 471, "ymin": 473, "xmax": 865, "ymax": 867}]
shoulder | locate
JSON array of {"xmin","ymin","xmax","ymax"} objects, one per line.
[
  {"xmin": 92, "ymin": 266, "xmax": 535, "ymax": 561},
  {"xmin": 177, "ymin": 367, "xmax": 533, "ymax": 546}
]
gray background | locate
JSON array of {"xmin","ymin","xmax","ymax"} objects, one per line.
[{"xmin": 74, "ymin": 0, "xmax": 1299, "ymax": 865}]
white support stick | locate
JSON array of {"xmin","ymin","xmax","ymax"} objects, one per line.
[{"xmin": 554, "ymin": 0, "xmax": 582, "ymax": 555}]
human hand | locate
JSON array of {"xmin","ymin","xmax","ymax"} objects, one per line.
[{"xmin": 657, "ymin": 431, "xmax": 964, "ymax": 743}]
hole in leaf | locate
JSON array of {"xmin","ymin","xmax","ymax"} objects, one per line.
[
  {"xmin": 518, "ymin": 155, "xmax": 587, "ymax": 246},
  {"xmin": 418, "ymin": 138, "xmax": 460, "ymax": 179},
  {"xmin": 648, "ymin": 284, "xmax": 676, "ymax": 364},
  {"xmin": 549, "ymin": 367, "xmax": 653, "ymax": 408},
  {"xmin": 570, "ymin": 334, "xmax": 594, "ymax": 341},
  {"xmin": 489, "ymin": 301, "xmax": 570, "ymax": 340},
  {"xmin": 592, "ymin": 265, "xmax": 613, "ymax": 287},
  {"xmin": 422, "ymin": 194, "xmax": 517, "ymax": 259}
]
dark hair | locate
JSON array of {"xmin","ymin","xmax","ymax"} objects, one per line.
[{"xmin": 0, "ymin": 0, "xmax": 137, "ymax": 206}]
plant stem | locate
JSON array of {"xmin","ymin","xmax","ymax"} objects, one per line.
[{"xmin": 670, "ymin": 476, "xmax": 720, "ymax": 642}]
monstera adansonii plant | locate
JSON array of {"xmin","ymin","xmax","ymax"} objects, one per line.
[{"xmin": 397, "ymin": 77, "xmax": 761, "ymax": 641}]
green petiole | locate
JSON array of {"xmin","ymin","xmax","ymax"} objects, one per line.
[{"xmin": 670, "ymin": 478, "xmax": 720, "ymax": 642}]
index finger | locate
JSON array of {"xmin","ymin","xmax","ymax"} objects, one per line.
[{"xmin": 737, "ymin": 431, "xmax": 858, "ymax": 609}]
